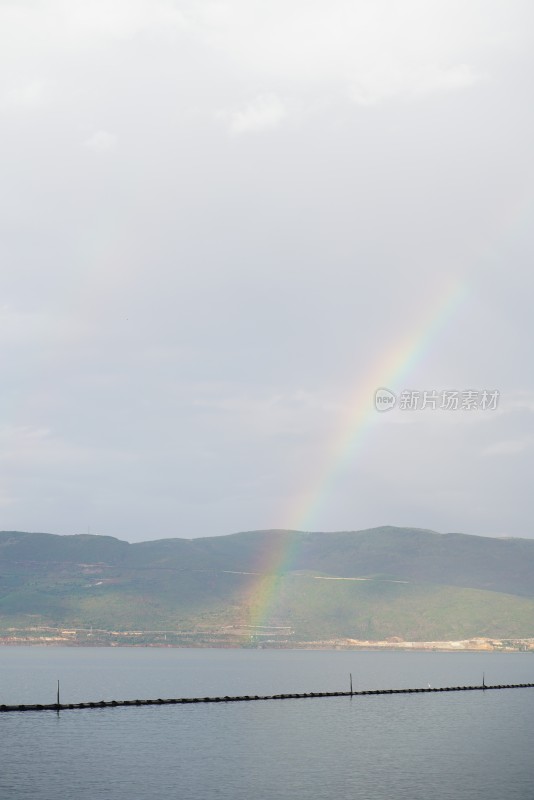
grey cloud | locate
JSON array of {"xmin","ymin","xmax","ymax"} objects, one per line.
[{"xmin": 0, "ymin": 1, "xmax": 532, "ymax": 539}]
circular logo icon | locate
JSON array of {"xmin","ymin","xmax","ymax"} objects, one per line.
[{"xmin": 374, "ymin": 388, "xmax": 396, "ymax": 412}]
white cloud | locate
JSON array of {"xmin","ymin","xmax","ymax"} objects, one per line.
[
  {"xmin": 416, "ymin": 63, "xmax": 482, "ymax": 94},
  {"xmin": 1, "ymin": 79, "xmax": 50, "ymax": 110},
  {"xmin": 0, "ymin": 0, "xmax": 516, "ymax": 125},
  {"xmin": 83, "ymin": 130, "xmax": 118, "ymax": 152},
  {"xmin": 226, "ymin": 94, "xmax": 287, "ymax": 135},
  {"xmin": 350, "ymin": 62, "xmax": 482, "ymax": 105},
  {"xmin": 61, "ymin": 0, "xmax": 188, "ymax": 41},
  {"xmin": 194, "ymin": 0, "xmax": 496, "ymax": 106},
  {"xmin": 0, "ymin": 0, "xmax": 187, "ymax": 47}
]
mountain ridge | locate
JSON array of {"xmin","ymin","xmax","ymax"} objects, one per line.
[{"xmin": 1, "ymin": 526, "xmax": 533, "ymax": 644}]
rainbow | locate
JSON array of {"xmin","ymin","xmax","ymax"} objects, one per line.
[{"xmin": 246, "ymin": 278, "xmax": 468, "ymax": 630}]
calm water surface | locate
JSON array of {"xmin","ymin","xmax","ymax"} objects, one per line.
[{"xmin": 1, "ymin": 647, "xmax": 533, "ymax": 799}]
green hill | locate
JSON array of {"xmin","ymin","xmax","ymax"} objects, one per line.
[{"xmin": 1, "ymin": 527, "xmax": 533, "ymax": 644}]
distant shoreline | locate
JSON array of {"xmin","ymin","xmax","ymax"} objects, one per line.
[{"xmin": 1, "ymin": 633, "xmax": 533, "ymax": 653}]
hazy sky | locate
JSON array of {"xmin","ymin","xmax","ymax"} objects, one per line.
[{"xmin": 1, "ymin": 0, "xmax": 533, "ymax": 541}]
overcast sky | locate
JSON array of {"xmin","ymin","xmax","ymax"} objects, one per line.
[{"xmin": 0, "ymin": 0, "xmax": 533, "ymax": 541}]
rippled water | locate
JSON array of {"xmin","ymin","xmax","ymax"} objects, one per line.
[{"xmin": 1, "ymin": 647, "xmax": 533, "ymax": 799}]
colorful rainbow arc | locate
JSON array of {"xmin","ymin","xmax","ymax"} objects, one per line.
[{"xmin": 246, "ymin": 279, "xmax": 468, "ymax": 630}]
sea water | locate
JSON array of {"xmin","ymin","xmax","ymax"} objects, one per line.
[{"xmin": 1, "ymin": 647, "xmax": 533, "ymax": 799}]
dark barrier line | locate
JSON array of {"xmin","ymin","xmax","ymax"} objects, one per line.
[{"xmin": 0, "ymin": 683, "xmax": 533, "ymax": 713}]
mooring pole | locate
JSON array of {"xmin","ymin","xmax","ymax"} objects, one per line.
[
  {"xmin": 350, "ymin": 673, "xmax": 353, "ymax": 696},
  {"xmin": 56, "ymin": 680, "xmax": 60, "ymax": 713},
  {"xmin": 483, "ymin": 672, "xmax": 486, "ymax": 691}
]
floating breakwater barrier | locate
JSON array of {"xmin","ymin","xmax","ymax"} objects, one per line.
[{"xmin": 1, "ymin": 683, "xmax": 533, "ymax": 713}]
